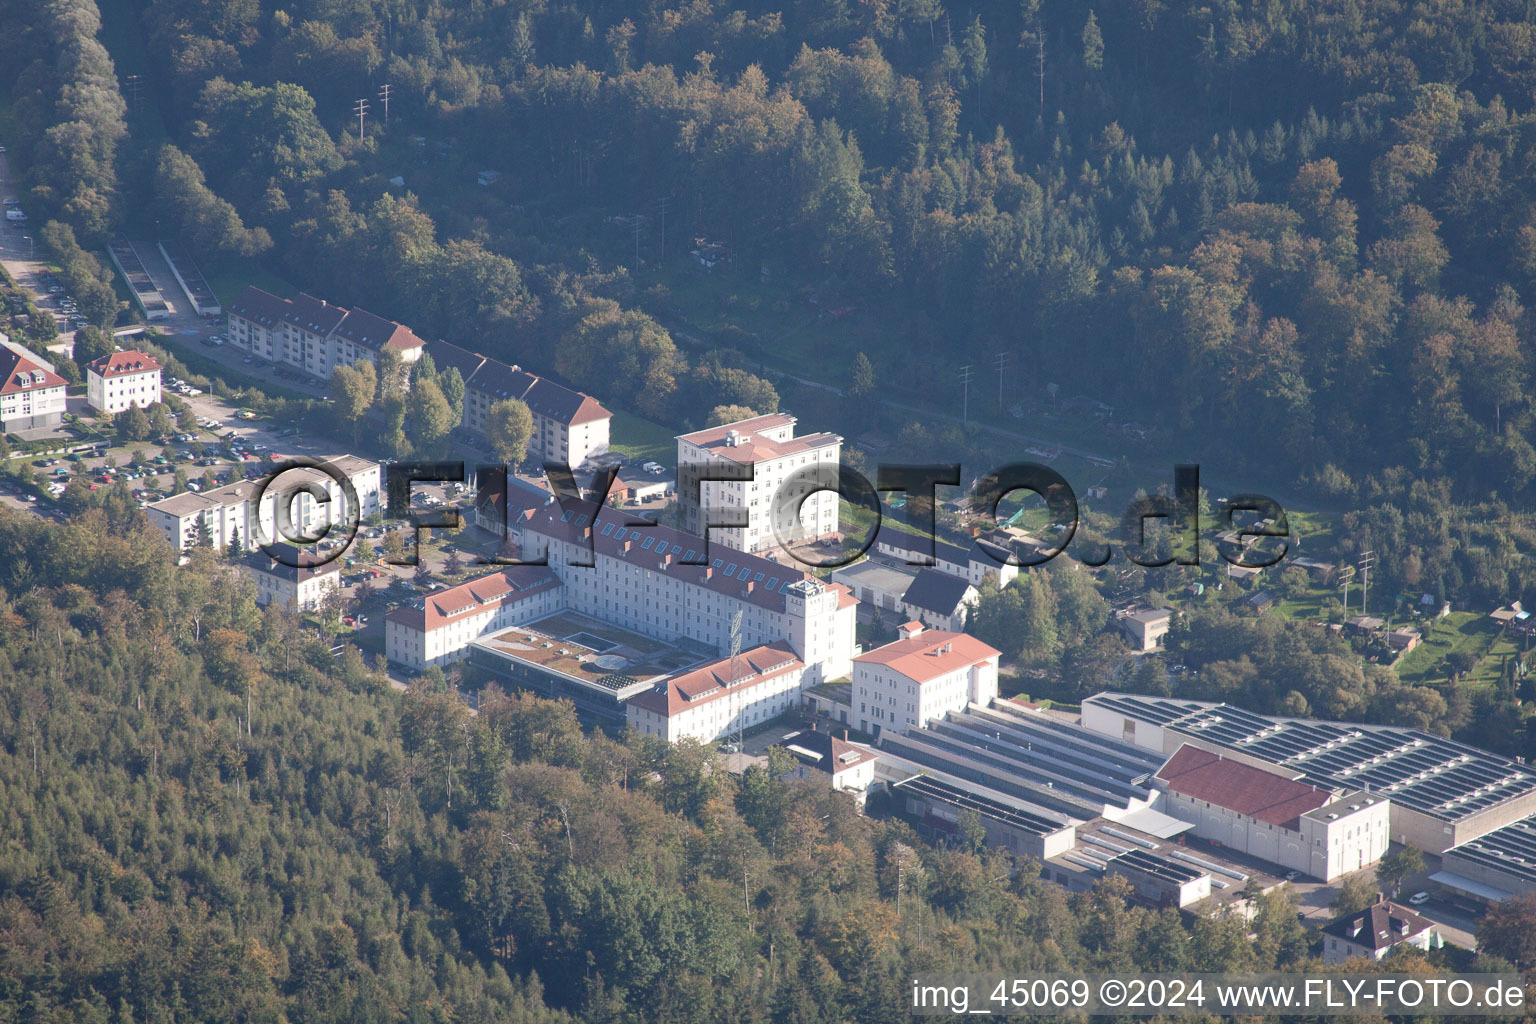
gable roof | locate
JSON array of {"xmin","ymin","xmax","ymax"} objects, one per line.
[
  {"xmin": 244, "ymin": 543, "xmax": 340, "ymax": 583},
  {"xmin": 333, "ymin": 306, "xmax": 425, "ymax": 353},
  {"xmin": 226, "ymin": 285, "xmax": 292, "ymax": 327},
  {"xmin": 523, "ymin": 496, "xmax": 817, "ymax": 613},
  {"xmin": 627, "ymin": 642, "xmax": 802, "ymax": 717},
  {"xmin": 901, "ymin": 567, "xmax": 976, "ymax": 616},
  {"xmin": 384, "ymin": 565, "xmax": 561, "ymax": 632},
  {"xmin": 282, "ymin": 292, "xmax": 347, "ymax": 335},
  {"xmin": 775, "ymin": 728, "xmax": 879, "ymax": 776},
  {"xmin": 1321, "ymin": 901, "xmax": 1433, "ymax": 951},
  {"xmin": 0, "ymin": 342, "xmax": 66, "ymax": 395},
  {"xmin": 456, "ymin": 349, "xmax": 611, "ymax": 426},
  {"xmin": 429, "ymin": 341, "xmax": 488, "ymax": 382},
  {"xmin": 853, "ymin": 630, "xmax": 999, "ymax": 684},
  {"xmin": 1155, "ymin": 744, "xmax": 1330, "ymax": 828},
  {"xmin": 88, "ymin": 349, "xmax": 162, "ymax": 378}
]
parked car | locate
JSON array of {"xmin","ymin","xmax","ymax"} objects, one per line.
[{"xmin": 1408, "ymin": 892, "xmax": 1431, "ymax": 905}]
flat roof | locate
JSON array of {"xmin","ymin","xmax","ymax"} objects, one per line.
[
  {"xmin": 1442, "ymin": 814, "xmax": 1536, "ymax": 890},
  {"xmin": 893, "ymin": 774, "xmax": 1070, "ymax": 838},
  {"xmin": 471, "ymin": 611, "xmax": 708, "ymax": 696},
  {"xmin": 1087, "ymin": 692, "xmax": 1536, "ymax": 824}
]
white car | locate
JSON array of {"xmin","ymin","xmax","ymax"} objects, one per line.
[{"xmin": 1408, "ymin": 892, "xmax": 1431, "ymax": 905}]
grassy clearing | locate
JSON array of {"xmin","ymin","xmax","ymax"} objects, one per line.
[
  {"xmin": 1394, "ymin": 612, "xmax": 1511, "ymax": 686},
  {"xmin": 607, "ymin": 409, "xmax": 675, "ymax": 464},
  {"xmin": 202, "ymin": 261, "xmax": 300, "ymax": 306}
]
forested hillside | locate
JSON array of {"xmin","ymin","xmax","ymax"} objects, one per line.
[
  {"xmin": 8, "ymin": 0, "xmax": 1536, "ymax": 606},
  {"xmin": 3, "ymin": 506, "xmax": 1474, "ymax": 1022}
]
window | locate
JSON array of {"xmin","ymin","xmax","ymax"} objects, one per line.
[
  {"xmin": 753, "ymin": 572, "xmax": 765, "ymax": 582},
  {"xmin": 575, "ymin": 514, "xmax": 588, "ymax": 526},
  {"xmin": 560, "ymin": 509, "xmax": 574, "ymax": 522},
  {"xmin": 725, "ymin": 563, "xmax": 737, "ymax": 575},
  {"xmin": 642, "ymin": 536, "xmax": 655, "ymax": 550},
  {"xmin": 684, "ymin": 550, "xmax": 697, "ymax": 562},
  {"xmin": 602, "ymin": 523, "xmax": 616, "ymax": 536}
]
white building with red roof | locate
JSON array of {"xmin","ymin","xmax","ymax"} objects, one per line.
[
  {"xmin": 435, "ymin": 341, "xmax": 612, "ymax": 467},
  {"xmin": 1152, "ymin": 743, "xmax": 1390, "ymax": 880},
  {"xmin": 517, "ymin": 496, "xmax": 858, "ymax": 684},
  {"xmin": 0, "ymin": 339, "xmax": 67, "ymax": 431},
  {"xmin": 676, "ymin": 412, "xmax": 842, "ymax": 554},
  {"xmin": 385, "ymin": 565, "xmax": 564, "ymax": 671},
  {"xmin": 852, "ymin": 622, "xmax": 1000, "ymax": 739},
  {"xmin": 627, "ymin": 642, "xmax": 807, "ymax": 743},
  {"xmin": 86, "ymin": 349, "xmax": 162, "ymax": 414}
]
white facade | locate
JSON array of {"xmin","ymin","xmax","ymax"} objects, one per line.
[
  {"xmin": 385, "ymin": 567, "xmax": 564, "ymax": 671},
  {"xmin": 86, "ymin": 352, "xmax": 162, "ymax": 414},
  {"xmin": 627, "ymin": 645, "xmax": 808, "ymax": 743},
  {"xmin": 852, "ymin": 623, "xmax": 1000, "ymax": 738},
  {"xmin": 226, "ymin": 288, "xmax": 423, "ymax": 382},
  {"xmin": 0, "ymin": 340, "xmax": 67, "ymax": 431},
  {"xmin": 677, "ymin": 413, "xmax": 842, "ymax": 554},
  {"xmin": 1159, "ymin": 780, "xmax": 1391, "ymax": 882},
  {"xmin": 147, "ymin": 456, "xmax": 380, "ymax": 553},
  {"xmin": 247, "ymin": 557, "xmax": 341, "ymax": 612},
  {"xmin": 520, "ymin": 503, "xmax": 858, "ymax": 685}
]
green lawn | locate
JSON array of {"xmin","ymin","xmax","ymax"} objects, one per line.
[
  {"xmin": 1394, "ymin": 612, "xmax": 1511, "ymax": 687},
  {"xmin": 202, "ymin": 261, "xmax": 300, "ymax": 307},
  {"xmin": 607, "ymin": 409, "xmax": 675, "ymax": 464}
]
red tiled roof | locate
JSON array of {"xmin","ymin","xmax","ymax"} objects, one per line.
[
  {"xmin": 384, "ymin": 565, "xmax": 561, "ymax": 632},
  {"xmin": 522, "ymin": 497, "xmax": 816, "ymax": 612},
  {"xmin": 1156, "ymin": 744, "xmax": 1330, "ymax": 827},
  {"xmin": 0, "ymin": 346, "xmax": 66, "ymax": 395},
  {"xmin": 853, "ymin": 630, "xmax": 999, "ymax": 685},
  {"xmin": 457, "ymin": 350, "xmax": 611, "ymax": 426},
  {"xmin": 89, "ymin": 350, "xmax": 162, "ymax": 378},
  {"xmin": 677, "ymin": 413, "xmax": 840, "ymax": 464},
  {"xmin": 627, "ymin": 642, "xmax": 802, "ymax": 717}
]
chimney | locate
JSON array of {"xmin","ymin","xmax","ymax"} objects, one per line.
[
  {"xmin": 705, "ymin": 567, "xmax": 713, "ymax": 579},
  {"xmin": 745, "ymin": 580, "xmax": 755, "ymax": 592},
  {"xmin": 843, "ymin": 729, "xmax": 849, "ymax": 741},
  {"xmin": 898, "ymin": 621, "xmax": 924, "ymax": 640},
  {"xmin": 623, "ymin": 540, "xmax": 633, "ymax": 553}
]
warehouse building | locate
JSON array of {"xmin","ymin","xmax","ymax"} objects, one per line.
[
  {"xmin": 1083, "ymin": 693, "xmax": 1536, "ymax": 854},
  {"xmin": 1434, "ymin": 814, "xmax": 1536, "ymax": 903}
]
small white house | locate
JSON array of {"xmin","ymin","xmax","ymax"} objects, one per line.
[
  {"xmin": 87, "ymin": 349, "xmax": 163, "ymax": 414},
  {"xmin": 1321, "ymin": 900, "xmax": 1437, "ymax": 964}
]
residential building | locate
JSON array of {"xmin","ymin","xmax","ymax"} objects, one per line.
[
  {"xmin": 226, "ymin": 287, "xmax": 424, "ymax": 381},
  {"xmin": 86, "ymin": 350, "xmax": 162, "ymax": 414},
  {"xmin": 245, "ymin": 544, "xmax": 341, "ymax": 611},
  {"xmin": 516, "ymin": 497, "xmax": 859, "ymax": 684},
  {"xmin": 1321, "ymin": 900, "xmax": 1437, "ymax": 964},
  {"xmin": 147, "ymin": 455, "xmax": 381, "ymax": 552},
  {"xmin": 385, "ymin": 565, "xmax": 564, "ymax": 671},
  {"xmin": 626, "ymin": 642, "xmax": 807, "ymax": 743},
  {"xmin": 852, "ymin": 622, "xmax": 1000, "ymax": 739},
  {"xmin": 438, "ymin": 343, "xmax": 612, "ymax": 468},
  {"xmin": 1118, "ymin": 608, "xmax": 1173, "ymax": 651},
  {"xmin": 873, "ymin": 525, "xmax": 1019, "ymax": 590},
  {"xmin": 1152, "ymin": 743, "xmax": 1390, "ymax": 881},
  {"xmin": 900, "ymin": 568, "xmax": 979, "ymax": 632},
  {"xmin": 777, "ymin": 727, "xmax": 879, "ymax": 804},
  {"xmin": 0, "ymin": 339, "xmax": 67, "ymax": 431},
  {"xmin": 676, "ymin": 413, "xmax": 842, "ymax": 554}
]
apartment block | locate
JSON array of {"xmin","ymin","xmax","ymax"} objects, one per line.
[
  {"xmin": 676, "ymin": 413, "xmax": 841, "ymax": 554},
  {"xmin": 86, "ymin": 350, "xmax": 162, "ymax": 414}
]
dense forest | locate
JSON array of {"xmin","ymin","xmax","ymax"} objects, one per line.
[
  {"xmin": 9, "ymin": 0, "xmax": 1536, "ymax": 609},
  {"xmin": 7, "ymin": 505, "xmax": 1513, "ymax": 1023}
]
